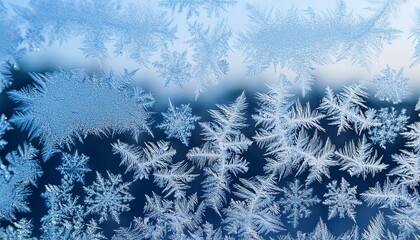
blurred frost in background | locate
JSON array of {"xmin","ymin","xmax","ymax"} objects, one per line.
[{"xmin": 1, "ymin": 0, "xmax": 419, "ymax": 100}]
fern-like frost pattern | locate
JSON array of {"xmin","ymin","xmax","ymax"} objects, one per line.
[{"xmin": 0, "ymin": 0, "xmax": 419, "ymax": 239}]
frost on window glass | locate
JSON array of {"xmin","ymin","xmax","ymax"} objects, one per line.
[{"xmin": 0, "ymin": 0, "xmax": 419, "ymax": 239}]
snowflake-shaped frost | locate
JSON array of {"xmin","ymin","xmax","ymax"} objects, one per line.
[
  {"xmin": 56, "ymin": 151, "xmax": 91, "ymax": 184},
  {"xmin": 187, "ymin": 92, "xmax": 251, "ymax": 213},
  {"xmin": 323, "ymin": 177, "xmax": 361, "ymax": 222},
  {"xmin": 157, "ymin": 100, "xmax": 200, "ymax": 146},
  {"xmin": 0, "ymin": 143, "xmax": 42, "ymax": 220},
  {"xmin": 253, "ymin": 81, "xmax": 331, "ymax": 184},
  {"xmin": 41, "ymin": 181, "xmax": 105, "ymax": 239},
  {"xmin": 372, "ymin": 65, "xmax": 410, "ymax": 104},
  {"xmin": 279, "ymin": 179, "xmax": 320, "ymax": 228},
  {"xmin": 84, "ymin": 171, "xmax": 134, "ymax": 224},
  {"xmin": 367, "ymin": 107, "xmax": 409, "ymax": 149},
  {"xmin": 153, "ymin": 50, "xmax": 192, "ymax": 89}
]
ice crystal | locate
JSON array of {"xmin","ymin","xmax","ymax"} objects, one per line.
[
  {"xmin": 283, "ymin": 218, "xmax": 336, "ymax": 240},
  {"xmin": 323, "ymin": 177, "xmax": 362, "ymax": 222},
  {"xmin": 263, "ymin": 130, "xmax": 336, "ymax": 184},
  {"xmin": 361, "ymin": 178, "xmax": 419, "ymax": 237},
  {"xmin": 389, "ymin": 150, "xmax": 419, "ymax": 189},
  {"xmin": 335, "ymin": 135, "xmax": 387, "ymax": 179},
  {"xmin": 388, "ymin": 122, "xmax": 420, "ymax": 189},
  {"xmin": 188, "ymin": 222, "xmax": 223, "ymax": 240},
  {"xmin": 223, "ymin": 175, "xmax": 283, "ymax": 238},
  {"xmin": 319, "ymin": 84, "xmax": 372, "ymax": 135},
  {"xmin": 113, "ymin": 193, "xmax": 204, "ymax": 239},
  {"xmin": 253, "ymin": 80, "xmax": 324, "ymax": 155},
  {"xmin": 153, "ymin": 50, "xmax": 192, "ymax": 89},
  {"xmin": 0, "ymin": 0, "xmax": 418, "ymax": 239},
  {"xmin": 279, "ymin": 179, "xmax": 320, "ymax": 228},
  {"xmin": 41, "ymin": 181, "xmax": 105, "ymax": 240},
  {"xmin": 252, "ymin": 80, "xmax": 332, "ymax": 184},
  {"xmin": 84, "ymin": 171, "xmax": 134, "ymax": 224},
  {"xmin": 402, "ymin": 122, "xmax": 420, "ymax": 151},
  {"xmin": 157, "ymin": 100, "xmax": 200, "ymax": 146},
  {"xmin": 56, "ymin": 151, "xmax": 91, "ymax": 184},
  {"xmin": 153, "ymin": 161, "xmax": 198, "ymax": 199},
  {"xmin": 367, "ymin": 107, "xmax": 409, "ymax": 149},
  {"xmin": 0, "ymin": 218, "xmax": 35, "ymax": 240},
  {"xmin": 187, "ymin": 92, "xmax": 251, "ymax": 213},
  {"xmin": 415, "ymin": 97, "xmax": 420, "ymax": 111},
  {"xmin": 309, "ymin": 219, "xmax": 336, "ymax": 240},
  {"xmin": 112, "ymin": 140, "xmax": 176, "ymax": 180},
  {"xmin": 0, "ymin": 143, "xmax": 42, "ymax": 221},
  {"xmin": 362, "ymin": 212, "xmax": 385, "ymax": 240},
  {"xmin": 372, "ymin": 65, "xmax": 410, "ymax": 104}
]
